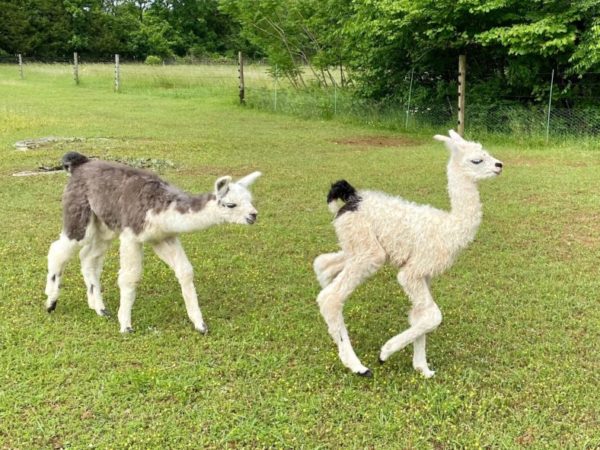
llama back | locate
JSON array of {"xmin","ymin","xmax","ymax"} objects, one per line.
[{"xmin": 63, "ymin": 157, "xmax": 203, "ymax": 236}]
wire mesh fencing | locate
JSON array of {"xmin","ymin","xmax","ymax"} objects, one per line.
[
  {"xmin": 3, "ymin": 54, "xmax": 600, "ymax": 139},
  {"xmin": 245, "ymin": 75, "xmax": 600, "ymax": 139}
]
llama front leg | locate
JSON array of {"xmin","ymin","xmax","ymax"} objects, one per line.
[
  {"xmin": 379, "ymin": 272, "xmax": 442, "ymax": 377},
  {"xmin": 80, "ymin": 236, "xmax": 111, "ymax": 317},
  {"xmin": 152, "ymin": 238, "xmax": 207, "ymax": 334},
  {"xmin": 45, "ymin": 233, "xmax": 80, "ymax": 312},
  {"xmin": 314, "ymin": 251, "xmax": 346, "ymax": 288},
  {"xmin": 117, "ymin": 236, "xmax": 143, "ymax": 333}
]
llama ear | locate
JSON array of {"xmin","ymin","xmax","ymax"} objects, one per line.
[
  {"xmin": 433, "ymin": 134, "xmax": 451, "ymax": 143},
  {"xmin": 237, "ymin": 171, "xmax": 262, "ymax": 188},
  {"xmin": 448, "ymin": 129, "xmax": 466, "ymax": 142},
  {"xmin": 215, "ymin": 176, "xmax": 232, "ymax": 197}
]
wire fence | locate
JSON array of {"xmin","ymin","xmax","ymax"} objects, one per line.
[
  {"xmin": 245, "ymin": 75, "xmax": 600, "ymax": 138},
  {"xmin": 3, "ymin": 54, "xmax": 600, "ymax": 138}
]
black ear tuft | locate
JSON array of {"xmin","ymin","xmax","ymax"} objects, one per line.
[{"xmin": 327, "ymin": 180, "xmax": 357, "ymax": 203}]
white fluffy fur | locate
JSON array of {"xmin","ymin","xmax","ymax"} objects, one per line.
[
  {"xmin": 45, "ymin": 172, "xmax": 261, "ymax": 334},
  {"xmin": 314, "ymin": 130, "xmax": 503, "ymax": 377}
]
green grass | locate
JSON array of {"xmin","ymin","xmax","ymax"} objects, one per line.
[{"xmin": 0, "ymin": 63, "xmax": 599, "ymax": 449}]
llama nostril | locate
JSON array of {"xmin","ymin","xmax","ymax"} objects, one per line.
[
  {"xmin": 249, "ymin": 213, "xmax": 257, "ymax": 220},
  {"xmin": 495, "ymin": 162, "xmax": 503, "ymax": 168}
]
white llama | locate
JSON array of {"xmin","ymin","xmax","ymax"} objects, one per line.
[
  {"xmin": 314, "ymin": 130, "xmax": 503, "ymax": 377},
  {"xmin": 45, "ymin": 152, "xmax": 261, "ymax": 334}
]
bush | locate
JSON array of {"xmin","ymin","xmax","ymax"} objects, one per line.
[{"xmin": 144, "ymin": 55, "xmax": 162, "ymax": 65}]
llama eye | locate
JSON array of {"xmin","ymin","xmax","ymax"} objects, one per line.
[
  {"xmin": 471, "ymin": 159, "xmax": 483, "ymax": 165},
  {"xmin": 226, "ymin": 203, "xmax": 237, "ymax": 208}
]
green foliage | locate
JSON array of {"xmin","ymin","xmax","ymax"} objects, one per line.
[
  {"xmin": 144, "ymin": 55, "xmax": 163, "ymax": 65},
  {"xmin": 0, "ymin": 0, "xmax": 254, "ymax": 60}
]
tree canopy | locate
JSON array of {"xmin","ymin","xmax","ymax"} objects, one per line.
[
  {"xmin": 2, "ymin": 0, "xmax": 600, "ymax": 104},
  {"xmin": 0, "ymin": 0, "xmax": 255, "ymax": 60}
]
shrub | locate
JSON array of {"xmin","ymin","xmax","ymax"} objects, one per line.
[{"xmin": 144, "ymin": 55, "xmax": 162, "ymax": 65}]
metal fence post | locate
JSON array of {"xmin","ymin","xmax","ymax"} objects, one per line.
[
  {"xmin": 546, "ymin": 69, "xmax": 555, "ymax": 142},
  {"xmin": 73, "ymin": 52, "xmax": 79, "ymax": 85},
  {"xmin": 405, "ymin": 67, "xmax": 415, "ymax": 129},
  {"xmin": 238, "ymin": 51, "xmax": 245, "ymax": 104},
  {"xmin": 18, "ymin": 54, "xmax": 24, "ymax": 79},
  {"xmin": 114, "ymin": 54, "xmax": 120, "ymax": 92},
  {"xmin": 274, "ymin": 64, "xmax": 278, "ymax": 111}
]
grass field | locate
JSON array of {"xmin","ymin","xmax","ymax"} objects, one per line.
[{"xmin": 0, "ymin": 63, "xmax": 599, "ymax": 448}]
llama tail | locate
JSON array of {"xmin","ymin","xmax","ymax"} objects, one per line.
[
  {"xmin": 62, "ymin": 152, "xmax": 90, "ymax": 173},
  {"xmin": 327, "ymin": 180, "xmax": 358, "ymax": 214}
]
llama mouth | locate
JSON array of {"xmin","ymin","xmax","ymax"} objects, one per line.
[{"xmin": 246, "ymin": 217, "xmax": 256, "ymax": 224}]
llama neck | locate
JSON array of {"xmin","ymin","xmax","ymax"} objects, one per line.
[
  {"xmin": 447, "ymin": 165, "xmax": 482, "ymax": 243},
  {"xmin": 155, "ymin": 195, "xmax": 222, "ymax": 235}
]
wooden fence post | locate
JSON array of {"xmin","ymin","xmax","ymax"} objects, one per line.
[
  {"xmin": 238, "ymin": 51, "xmax": 245, "ymax": 104},
  {"xmin": 545, "ymin": 69, "xmax": 555, "ymax": 142},
  {"xmin": 73, "ymin": 52, "xmax": 79, "ymax": 85},
  {"xmin": 458, "ymin": 54, "xmax": 466, "ymax": 136},
  {"xmin": 114, "ymin": 54, "xmax": 120, "ymax": 92},
  {"xmin": 18, "ymin": 54, "xmax": 24, "ymax": 79}
]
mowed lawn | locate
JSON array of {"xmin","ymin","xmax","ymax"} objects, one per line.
[{"xmin": 0, "ymin": 64, "xmax": 598, "ymax": 449}]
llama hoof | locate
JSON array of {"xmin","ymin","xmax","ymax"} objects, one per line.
[
  {"xmin": 99, "ymin": 309, "xmax": 110, "ymax": 317},
  {"xmin": 46, "ymin": 301, "xmax": 57, "ymax": 313},
  {"xmin": 416, "ymin": 368, "xmax": 436, "ymax": 378},
  {"xmin": 121, "ymin": 326, "xmax": 135, "ymax": 334},
  {"xmin": 357, "ymin": 369, "xmax": 373, "ymax": 378},
  {"xmin": 195, "ymin": 324, "xmax": 208, "ymax": 335},
  {"xmin": 378, "ymin": 356, "xmax": 386, "ymax": 365}
]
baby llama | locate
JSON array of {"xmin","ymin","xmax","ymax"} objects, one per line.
[
  {"xmin": 314, "ymin": 130, "xmax": 503, "ymax": 377},
  {"xmin": 45, "ymin": 152, "xmax": 261, "ymax": 334}
]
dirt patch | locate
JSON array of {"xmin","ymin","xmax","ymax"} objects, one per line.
[
  {"xmin": 332, "ymin": 136, "xmax": 422, "ymax": 148},
  {"xmin": 12, "ymin": 170, "xmax": 62, "ymax": 177},
  {"xmin": 14, "ymin": 136, "xmax": 114, "ymax": 151}
]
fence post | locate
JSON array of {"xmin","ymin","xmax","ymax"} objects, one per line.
[
  {"xmin": 334, "ymin": 80, "xmax": 337, "ymax": 116},
  {"xmin": 73, "ymin": 52, "xmax": 79, "ymax": 85},
  {"xmin": 546, "ymin": 69, "xmax": 555, "ymax": 142},
  {"xmin": 238, "ymin": 51, "xmax": 245, "ymax": 104},
  {"xmin": 274, "ymin": 64, "xmax": 278, "ymax": 111},
  {"xmin": 405, "ymin": 67, "xmax": 415, "ymax": 129},
  {"xmin": 18, "ymin": 54, "xmax": 24, "ymax": 79},
  {"xmin": 458, "ymin": 54, "xmax": 466, "ymax": 136},
  {"xmin": 114, "ymin": 54, "xmax": 120, "ymax": 92}
]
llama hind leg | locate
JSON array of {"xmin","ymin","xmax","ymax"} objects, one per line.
[
  {"xmin": 314, "ymin": 251, "xmax": 346, "ymax": 288},
  {"xmin": 317, "ymin": 255, "xmax": 384, "ymax": 376},
  {"xmin": 412, "ymin": 334, "xmax": 435, "ymax": 378},
  {"xmin": 379, "ymin": 271, "xmax": 442, "ymax": 377},
  {"xmin": 45, "ymin": 233, "xmax": 80, "ymax": 312},
  {"xmin": 117, "ymin": 236, "xmax": 143, "ymax": 333},
  {"xmin": 80, "ymin": 235, "xmax": 111, "ymax": 317}
]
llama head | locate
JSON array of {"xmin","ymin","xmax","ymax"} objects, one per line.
[
  {"xmin": 434, "ymin": 130, "xmax": 503, "ymax": 181},
  {"xmin": 214, "ymin": 171, "xmax": 262, "ymax": 224}
]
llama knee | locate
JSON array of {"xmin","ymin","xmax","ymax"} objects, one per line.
[
  {"xmin": 314, "ymin": 252, "xmax": 341, "ymax": 276},
  {"xmin": 118, "ymin": 265, "xmax": 142, "ymax": 290},
  {"xmin": 409, "ymin": 304, "xmax": 442, "ymax": 332},
  {"xmin": 175, "ymin": 262, "xmax": 194, "ymax": 284},
  {"xmin": 317, "ymin": 289, "xmax": 342, "ymax": 322}
]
